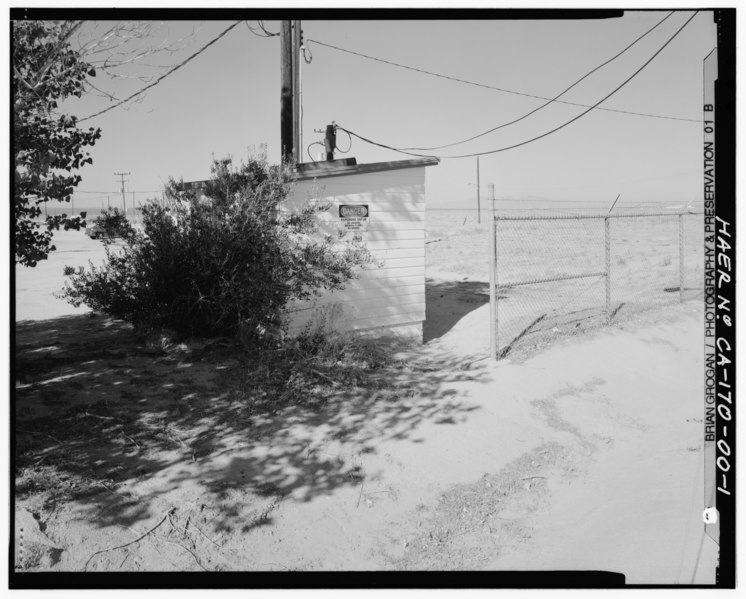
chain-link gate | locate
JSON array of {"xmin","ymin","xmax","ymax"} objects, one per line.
[{"xmin": 488, "ymin": 210, "xmax": 704, "ymax": 360}]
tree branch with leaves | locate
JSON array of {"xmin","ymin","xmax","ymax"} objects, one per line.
[
  {"xmin": 13, "ymin": 20, "xmax": 101, "ymax": 266},
  {"xmin": 13, "ymin": 20, "xmax": 199, "ymax": 266}
]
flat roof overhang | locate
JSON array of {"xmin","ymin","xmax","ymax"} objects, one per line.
[
  {"xmin": 295, "ymin": 157, "xmax": 439, "ymax": 181},
  {"xmin": 181, "ymin": 157, "xmax": 439, "ymax": 191}
]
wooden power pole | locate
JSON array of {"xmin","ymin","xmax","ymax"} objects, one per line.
[
  {"xmin": 281, "ymin": 20, "xmax": 302, "ymax": 165},
  {"xmin": 280, "ymin": 21, "xmax": 293, "ymax": 163}
]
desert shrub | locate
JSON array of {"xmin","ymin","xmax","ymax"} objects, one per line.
[
  {"xmin": 60, "ymin": 154, "xmax": 373, "ymax": 343},
  {"xmin": 91, "ymin": 207, "xmax": 136, "ymax": 239}
]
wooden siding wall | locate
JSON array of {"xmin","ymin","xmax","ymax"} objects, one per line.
[{"xmin": 283, "ymin": 167, "xmax": 426, "ymax": 338}]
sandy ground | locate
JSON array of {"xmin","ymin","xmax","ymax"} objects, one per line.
[
  {"xmin": 14, "ymin": 228, "xmax": 110, "ymax": 322},
  {"xmin": 13, "ymin": 229, "xmax": 718, "ymax": 583}
]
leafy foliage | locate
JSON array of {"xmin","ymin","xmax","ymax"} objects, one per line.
[
  {"xmin": 91, "ymin": 207, "xmax": 136, "ymax": 240},
  {"xmin": 60, "ymin": 155, "xmax": 373, "ymax": 343},
  {"xmin": 14, "ymin": 20, "xmax": 101, "ymax": 266}
]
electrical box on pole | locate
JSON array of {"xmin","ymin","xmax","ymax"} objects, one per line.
[{"xmin": 324, "ymin": 124, "xmax": 336, "ymax": 161}]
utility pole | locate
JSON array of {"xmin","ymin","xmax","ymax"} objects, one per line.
[
  {"xmin": 281, "ymin": 20, "xmax": 303, "ymax": 165},
  {"xmin": 476, "ymin": 157, "xmax": 481, "ymax": 224},
  {"xmin": 280, "ymin": 21, "xmax": 293, "ymax": 163},
  {"xmin": 115, "ymin": 172, "xmax": 130, "ymax": 216}
]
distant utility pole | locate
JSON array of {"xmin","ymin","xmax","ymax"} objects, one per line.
[
  {"xmin": 488, "ymin": 180, "xmax": 496, "ymax": 360},
  {"xmin": 280, "ymin": 20, "xmax": 302, "ymax": 164},
  {"xmin": 476, "ymin": 157, "xmax": 481, "ymax": 224},
  {"xmin": 115, "ymin": 172, "xmax": 130, "ymax": 216}
]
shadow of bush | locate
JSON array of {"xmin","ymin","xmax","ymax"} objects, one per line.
[{"xmin": 15, "ymin": 314, "xmax": 490, "ymax": 533}]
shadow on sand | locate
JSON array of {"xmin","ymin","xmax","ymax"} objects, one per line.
[
  {"xmin": 15, "ymin": 312, "xmax": 492, "ymax": 535},
  {"xmin": 424, "ymin": 279, "xmax": 496, "ymax": 342}
]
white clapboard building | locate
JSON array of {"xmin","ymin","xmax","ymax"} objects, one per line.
[{"xmin": 285, "ymin": 157, "xmax": 438, "ymax": 341}]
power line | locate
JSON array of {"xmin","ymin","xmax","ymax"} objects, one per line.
[
  {"xmin": 402, "ymin": 11, "xmax": 675, "ymax": 151},
  {"xmin": 338, "ymin": 11, "xmax": 699, "ymax": 160},
  {"xmin": 307, "ymin": 28, "xmax": 700, "ymax": 125},
  {"xmin": 66, "ymin": 194, "xmax": 111, "ymax": 202},
  {"xmin": 73, "ymin": 189, "xmax": 163, "ymax": 194},
  {"xmin": 78, "ymin": 21, "xmax": 242, "ymax": 123},
  {"xmin": 245, "ymin": 20, "xmax": 279, "ymax": 37}
]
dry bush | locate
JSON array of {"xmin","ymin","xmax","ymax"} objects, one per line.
[{"xmin": 60, "ymin": 154, "xmax": 372, "ymax": 345}]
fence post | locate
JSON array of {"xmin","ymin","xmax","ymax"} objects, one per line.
[
  {"xmin": 679, "ymin": 212, "xmax": 685, "ymax": 303},
  {"xmin": 603, "ymin": 194, "xmax": 621, "ymax": 322},
  {"xmin": 604, "ymin": 216, "xmax": 611, "ymax": 322}
]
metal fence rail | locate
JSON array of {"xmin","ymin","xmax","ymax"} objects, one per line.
[
  {"xmin": 488, "ymin": 210, "xmax": 700, "ymax": 221},
  {"xmin": 488, "ymin": 210, "xmax": 704, "ymax": 360}
]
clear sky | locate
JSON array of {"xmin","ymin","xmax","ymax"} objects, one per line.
[{"xmin": 51, "ymin": 7, "xmax": 717, "ymax": 212}]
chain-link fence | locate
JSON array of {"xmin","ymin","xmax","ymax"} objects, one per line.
[{"xmin": 488, "ymin": 209, "xmax": 704, "ymax": 360}]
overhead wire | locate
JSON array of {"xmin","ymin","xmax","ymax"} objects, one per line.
[
  {"xmin": 73, "ymin": 189, "xmax": 163, "ymax": 194},
  {"xmin": 302, "ymin": 42, "xmax": 313, "ymax": 64},
  {"xmin": 402, "ymin": 10, "xmax": 675, "ymax": 151},
  {"xmin": 306, "ymin": 32, "xmax": 700, "ymax": 125},
  {"xmin": 68, "ymin": 194, "xmax": 111, "ymax": 202},
  {"xmin": 78, "ymin": 21, "xmax": 243, "ymax": 123},
  {"xmin": 258, "ymin": 21, "xmax": 280, "ymax": 37},
  {"xmin": 307, "ymin": 141, "xmax": 325, "ymax": 162},
  {"xmin": 338, "ymin": 11, "xmax": 700, "ymax": 160},
  {"xmin": 245, "ymin": 20, "xmax": 279, "ymax": 37},
  {"xmin": 335, "ymin": 127, "xmax": 353, "ymax": 154}
]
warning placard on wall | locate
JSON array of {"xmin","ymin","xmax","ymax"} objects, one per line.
[{"xmin": 339, "ymin": 204, "xmax": 369, "ymax": 231}]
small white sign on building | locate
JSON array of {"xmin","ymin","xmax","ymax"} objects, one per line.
[{"xmin": 339, "ymin": 204, "xmax": 369, "ymax": 231}]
